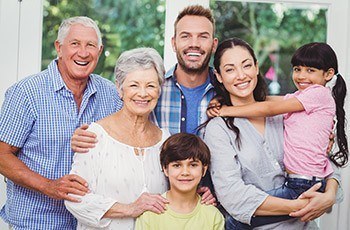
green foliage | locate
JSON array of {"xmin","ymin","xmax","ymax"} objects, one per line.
[
  {"xmin": 211, "ymin": 1, "xmax": 327, "ymax": 94},
  {"xmin": 42, "ymin": 1, "xmax": 327, "ymax": 94},
  {"xmin": 42, "ymin": 0, "xmax": 165, "ymax": 81}
]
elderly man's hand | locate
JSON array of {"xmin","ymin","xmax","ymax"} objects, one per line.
[{"xmin": 44, "ymin": 174, "xmax": 89, "ymax": 202}]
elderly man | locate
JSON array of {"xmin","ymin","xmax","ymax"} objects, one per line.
[{"xmin": 0, "ymin": 16, "xmax": 122, "ymax": 229}]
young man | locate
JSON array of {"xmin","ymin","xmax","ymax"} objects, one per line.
[
  {"xmin": 135, "ymin": 133, "xmax": 224, "ymax": 230},
  {"xmin": 154, "ymin": 5, "xmax": 218, "ymax": 136},
  {"xmin": 0, "ymin": 17, "xmax": 122, "ymax": 229}
]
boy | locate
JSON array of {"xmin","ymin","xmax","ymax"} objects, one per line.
[{"xmin": 135, "ymin": 133, "xmax": 224, "ymax": 230}]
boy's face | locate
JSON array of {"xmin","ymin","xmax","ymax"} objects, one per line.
[{"xmin": 163, "ymin": 158, "xmax": 208, "ymax": 194}]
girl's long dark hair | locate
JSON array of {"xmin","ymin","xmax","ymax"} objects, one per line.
[
  {"xmin": 292, "ymin": 42, "xmax": 348, "ymax": 167},
  {"xmin": 202, "ymin": 38, "xmax": 267, "ymax": 149}
]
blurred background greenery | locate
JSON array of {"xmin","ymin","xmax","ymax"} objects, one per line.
[{"xmin": 42, "ymin": 0, "xmax": 327, "ymax": 94}]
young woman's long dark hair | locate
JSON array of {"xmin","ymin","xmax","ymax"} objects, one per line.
[
  {"xmin": 208, "ymin": 37, "xmax": 268, "ymax": 149},
  {"xmin": 291, "ymin": 42, "xmax": 348, "ymax": 167}
]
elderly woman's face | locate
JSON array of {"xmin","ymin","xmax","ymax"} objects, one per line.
[
  {"xmin": 216, "ymin": 46, "xmax": 259, "ymax": 105},
  {"xmin": 120, "ymin": 67, "xmax": 161, "ymax": 116}
]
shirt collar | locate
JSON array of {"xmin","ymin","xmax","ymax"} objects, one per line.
[{"xmin": 49, "ymin": 59, "xmax": 97, "ymax": 95}]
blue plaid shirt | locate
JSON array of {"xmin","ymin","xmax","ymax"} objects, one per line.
[
  {"xmin": 0, "ymin": 60, "xmax": 122, "ymax": 229},
  {"xmin": 154, "ymin": 64, "xmax": 216, "ymax": 136}
]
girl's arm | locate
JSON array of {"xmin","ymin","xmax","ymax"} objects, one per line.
[
  {"xmin": 266, "ymin": 95, "xmax": 284, "ymax": 101},
  {"xmin": 219, "ymin": 97, "xmax": 304, "ymax": 118}
]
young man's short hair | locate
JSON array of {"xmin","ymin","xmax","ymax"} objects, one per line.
[{"xmin": 174, "ymin": 5, "xmax": 215, "ymax": 36}]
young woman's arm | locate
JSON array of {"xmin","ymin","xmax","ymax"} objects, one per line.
[
  {"xmin": 219, "ymin": 97, "xmax": 304, "ymax": 118},
  {"xmin": 254, "ymin": 184, "xmax": 321, "ymax": 216}
]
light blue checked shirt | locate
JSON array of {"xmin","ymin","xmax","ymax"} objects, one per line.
[
  {"xmin": 154, "ymin": 64, "xmax": 216, "ymax": 136},
  {"xmin": 0, "ymin": 60, "xmax": 122, "ymax": 230}
]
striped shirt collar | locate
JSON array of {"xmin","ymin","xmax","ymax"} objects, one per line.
[{"xmin": 50, "ymin": 59, "xmax": 97, "ymax": 95}]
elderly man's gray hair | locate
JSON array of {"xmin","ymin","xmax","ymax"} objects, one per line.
[{"xmin": 57, "ymin": 16, "xmax": 102, "ymax": 47}]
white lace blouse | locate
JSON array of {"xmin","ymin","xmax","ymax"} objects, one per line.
[{"xmin": 65, "ymin": 122, "xmax": 170, "ymax": 230}]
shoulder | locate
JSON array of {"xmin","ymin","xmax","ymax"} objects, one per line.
[
  {"xmin": 11, "ymin": 70, "xmax": 49, "ymax": 91},
  {"xmin": 303, "ymin": 84, "xmax": 330, "ymax": 94},
  {"xmin": 160, "ymin": 128, "xmax": 171, "ymax": 140},
  {"xmin": 90, "ymin": 74, "xmax": 116, "ymax": 91},
  {"xmin": 199, "ymin": 204, "xmax": 225, "ymax": 226},
  {"xmin": 200, "ymin": 203, "xmax": 223, "ymax": 215},
  {"xmin": 297, "ymin": 85, "xmax": 333, "ymax": 106},
  {"xmin": 4, "ymin": 70, "xmax": 50, "ymax": 104},
  {"xmin": 206, "ymin": 117, "xmax": 228, "ymax": 133},
  {"xmin": 88, "ymin": 122, "xmax": 109, "ymax": 138}
]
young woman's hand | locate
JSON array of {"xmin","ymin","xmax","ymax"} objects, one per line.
[
  {"xmin": 197, "ymin": 186, "xmax": 217, "ymax": 205},
  {"xmin": 289, "ymin": 182, "xmax": 336, "ymax": 221}
]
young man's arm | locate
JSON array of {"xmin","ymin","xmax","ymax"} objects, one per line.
[{"xmin": 71, "ymin": 124, "xmax": 97, "ymax": 153}]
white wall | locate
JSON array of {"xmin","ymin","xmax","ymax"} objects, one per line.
[{"xmin": 0, "ymin": 0, "xmax": 42, "ymax": 228}]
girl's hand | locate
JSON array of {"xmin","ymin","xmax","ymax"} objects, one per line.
[
  {"xmin": 207, "ymin": 102, "xmax": 221, "ymax": 118},
  {"xmin": 128, "ymin": 192, "xmax": 169, "ymax": 217},
  {"xmin": 289, "ymin": 183, "xmax": 336, "ymax": 221}
]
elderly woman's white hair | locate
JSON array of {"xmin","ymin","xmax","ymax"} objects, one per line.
[
  {"xmin": 114, "ymin": 47, "xmax": 165, "ymax": 93},
  {"xmin": 56, "ymin": 16, "xmax": 102, "ymax": 47}
]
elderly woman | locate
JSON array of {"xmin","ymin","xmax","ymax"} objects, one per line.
[{"xmin": 64, "ymin": 47, "xmax": 170, "ymax": 229}]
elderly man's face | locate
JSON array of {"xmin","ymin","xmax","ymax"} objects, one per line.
[{"xmin": 55, "ymin": 23, "xmax": 102, "ymax": 82}]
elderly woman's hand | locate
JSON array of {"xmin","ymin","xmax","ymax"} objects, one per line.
[
  {"xmin": 128, "ymin": 192, "xmax": 169, "ymax": 218},
  {"xmin": 71, "ymin": 124, "xmax": 97, "ymax": 153}
]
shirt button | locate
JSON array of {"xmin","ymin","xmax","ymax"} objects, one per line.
[
  {"xmin": 181, "ymin": 95, "xmax": 184, "ymax": 99},
  {"xmin": 181, "ymin": 117, "xmax": 185, "ymax": 121}
]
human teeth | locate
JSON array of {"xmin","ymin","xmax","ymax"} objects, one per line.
[
  {"xmin": 237, "ymin": 82, "xmax": 249, "ymax": 87},
  {"xmin": 187, "ymin": 52, "xmax": 201, "ymax": 57},
  {"xmin": 75, "ymin": 61, "xmax": 88, "ymax": 66},
  {"xmin": 135, "ymin": 100, "xmax": 148, "ymax": 104}
]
